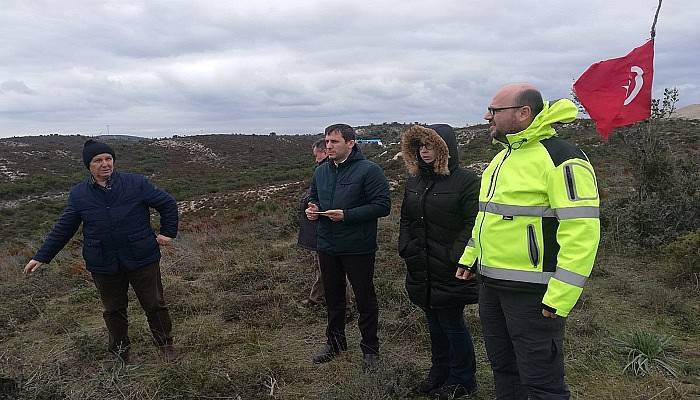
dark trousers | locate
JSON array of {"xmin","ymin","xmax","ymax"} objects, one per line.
[
  {"xmin": 92, "ymin": 262, "xmax": 173, "ymax": 354},
  {"xmin": 318, "ymin": 252, "xmax": 379, "ymax": 355},
  {"xmin": 479, "ymin": 283, "xmax": 569, "ymax": 400},
  {"xmin": 309, "ymin": 252, "xmax": 354, "ymax": 308},
  {"xmin": 425, "ymin": 306, "xmax": 477, "ymax": 388}
]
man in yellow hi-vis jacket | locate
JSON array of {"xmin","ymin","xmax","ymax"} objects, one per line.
[{"xmin": 456, "ymin": 83, "xmax": 600, "ymax": 399}]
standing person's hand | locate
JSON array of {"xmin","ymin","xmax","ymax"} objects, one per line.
[
  {"xmin": 156, "ymin": 235, "xmax": 173, "ymax": 246},
  {"xmin": 542, "ymin": 309, "xmax": 558, "ymax": 318},
  {"xmin": 24, "ymin": 259, "xmax": 43, "ymax": 274},
  {"xmin": 323, "ymin": 209, "xmax": 344, "ymax": 222},
  {"xmin": 455, "ymin": 266, "xmax": 475, "ymax": 280},
  {"xmin": 305, "ymin": 202, "xmax": 319, "ymax": 220}
]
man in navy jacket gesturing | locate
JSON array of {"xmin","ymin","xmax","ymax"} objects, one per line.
[{"xmin": 24, "ymin": 139, "xmax": 179, "ymax": 364}]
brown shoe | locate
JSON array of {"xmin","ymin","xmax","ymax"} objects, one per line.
[{"xmin": 160, "ymin": 344, "xmax": 179, "ymax": 363}]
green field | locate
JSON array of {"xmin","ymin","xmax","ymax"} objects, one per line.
[{"xmin": 1, "ymin": 120, "xmax": 698, "ymax": 399}]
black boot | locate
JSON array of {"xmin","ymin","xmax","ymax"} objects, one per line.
[
  {"xmin": 416, "ymin": 375, "xmax": 444, "ymax": 395},
  {"xmin": 312, "ymin": 344, "xmax": 344, "ymax": 364}
]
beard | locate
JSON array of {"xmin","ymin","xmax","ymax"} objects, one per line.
[{"xmin": 491, "ymin": 117, "xmax": 522, "ymax": 142}]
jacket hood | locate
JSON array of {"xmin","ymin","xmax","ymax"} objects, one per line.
[
  {"xmin": 401, "ymin": 124, "xmax": 458, "ymax": 176},
  {"xmin": 501, "ymin": 99, "xmax": 579, "ymax": 147},
  {"xmin": 336, "ymin": 143, "xmax": 366, "ymax": 166}
]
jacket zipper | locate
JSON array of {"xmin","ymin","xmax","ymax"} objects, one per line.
[
  {"xmin": 527, "ymin": 224, "xmax": 540, "ymax": 267},
  {"xmin": 486, "ymin": 149, "xmax": 508, "ymax": 197},
  {"xmin": 564, "ymin": 164, "xmax": 576, "ymax": 200},
  {"xmin": 421, "ymin": 179, "xmax": 433, "ymax": 300},
  {"xmin": 477, "ymin": 145, "xmax": 513, "ymax": 276}
]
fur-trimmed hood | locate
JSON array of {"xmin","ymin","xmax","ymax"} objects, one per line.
[{"xmin": 401, "ymin": 124, "xmax": 459, "ymax": 176}]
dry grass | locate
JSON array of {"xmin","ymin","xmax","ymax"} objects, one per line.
[
  {"xmin": 1, "ymin": 122, "xmax": 699, "ymax": 399},
  {"xmin": 2, "ymin": 189, "xmax": 698, "ymax": 399}
]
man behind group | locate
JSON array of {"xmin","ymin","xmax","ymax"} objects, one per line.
[
  {"xmin": 305, "ymin": 124, "xmax": 391, "ymax": 371},
  {"xmin": 24, "ymin": 139, "xmax": 180, "ymax": 364},
  {"xmin": 456, "ymin": 83, "xmax": 600, "ymax": 399},
  {"xmin": 297, "ymin": 139, "xmax": 353, "ymax": 311}
]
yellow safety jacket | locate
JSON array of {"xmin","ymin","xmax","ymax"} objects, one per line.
[{"xmin": 459, "ymin": 99, "xmax": 600, "ymax": 317}]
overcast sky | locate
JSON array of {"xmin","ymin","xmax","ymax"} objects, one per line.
[{"xmin": 0, "ymin": 0, "xmax": 697, "ymax": 138}]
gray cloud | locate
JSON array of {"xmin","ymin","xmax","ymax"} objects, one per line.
[
  {"xmin": 1, "ymin": 0, "xmax": 698, "ymax": 137},
  {"xmin": 1, "ymin": 80, "xmax": 36, "ymax": 95}
]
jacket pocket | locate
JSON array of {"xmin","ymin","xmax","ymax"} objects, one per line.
[
  {"xmin": 430, "ymin": 191, "xmax": 457, "ymax": 201},
  {"xmin": 527, "ymin": 224, "xmax": 540, "ymax": 267},
  {"xmin": 82, "ymin": 238, "xmax": 104, "ymax": 267},
  {"xmin": 336, "ymin": 180, "xmax": 363, "ymax": 208},
  {"xmin": 128, "ymin": 229, "xmax": 158, "ymax": 260}
]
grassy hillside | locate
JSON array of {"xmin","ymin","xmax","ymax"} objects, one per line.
[{"xmin": 0, "ymin": 120, "xmax": 698, "ymax": 399}]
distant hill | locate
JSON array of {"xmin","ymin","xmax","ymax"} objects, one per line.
[
  {"xmin": 672, "ymin": 104, "xmax": 700, "ymax": 120},
  {"xmin": 97, "ymin": 134, "xmax": 148, "ymax": 141}
]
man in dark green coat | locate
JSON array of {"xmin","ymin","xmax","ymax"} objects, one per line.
[{"xmin": 306, "ymin": 123, "xmax": 390, "ymax": 371}]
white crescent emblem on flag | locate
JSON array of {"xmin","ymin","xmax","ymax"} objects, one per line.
[{"xmin": 623, "ymin": 66, "xmax": 644, "ymax": 106}]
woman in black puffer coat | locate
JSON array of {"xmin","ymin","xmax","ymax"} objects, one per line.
[{"xmin": 398, "ymin": 124, "xmax": 480, "ymax": 397}]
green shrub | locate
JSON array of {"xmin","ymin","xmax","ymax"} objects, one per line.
[
  {"xmin": 662, "ymin": 231, "xmax": 700, "ymax": 284},
  {"xmin": 601, "ymin": 122, "xmax": 700, "ymax": 249},
  {"xmin": 613, "ymin": 330, "xmax": 680, "ymax": 377},
  {"xmin": 651, "ymin": 87, "xmax": 679, "ymax": 119}
]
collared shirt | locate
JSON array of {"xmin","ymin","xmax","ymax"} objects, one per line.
[
  {"xmin": 89, "ymin": 173, "xmax": 113, "ymax": 191},
  {"xmin": 333, "ymin": 154, "xmax": 350, "ymax": 167}
]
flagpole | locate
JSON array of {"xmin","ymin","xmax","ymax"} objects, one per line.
[{"xmin": 650, "ymin": 0, "xmax": 662, "ymax": 39}]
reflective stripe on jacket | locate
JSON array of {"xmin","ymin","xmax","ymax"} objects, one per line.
[{"xmin": 458, "ymin": 99, "xmax": 600, "ymax": 317}]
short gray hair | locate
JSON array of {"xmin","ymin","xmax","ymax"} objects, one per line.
[{"xmin": 312, "ymin": 138, "xmax": 326, "ymax": 152}]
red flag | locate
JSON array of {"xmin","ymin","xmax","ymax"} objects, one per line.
[{"xmin": 573, "ymin": 40, "xmax": 654, "ymax": 139}]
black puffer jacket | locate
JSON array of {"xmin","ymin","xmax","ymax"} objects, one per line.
[{"xmin": 398, "ymin": 124, "xmax": 480, "ymax": 309}]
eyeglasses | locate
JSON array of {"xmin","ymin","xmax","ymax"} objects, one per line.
[
  {"xmin": 419, "ymin": 143, "xmax": 434, "ymax": 150},
  {"xmin": 487, "ymin": 105, "xmax": 526, "ymax": 116}
]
